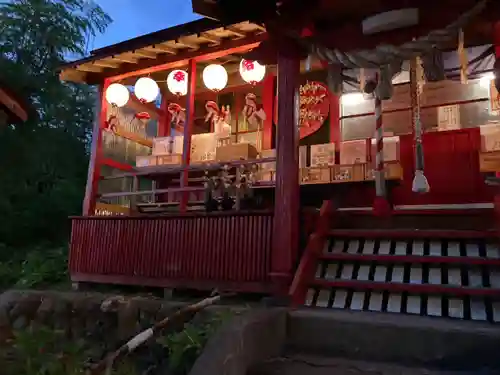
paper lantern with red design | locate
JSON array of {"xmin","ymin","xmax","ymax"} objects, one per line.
[
  {"xmin": 202, "ymin": 64, "xmax": 228, "ymax": 92},
  {"xmin": 134, "ymin": 77, "xmax": 159, "ymax": 103},
  {"xmin": 167, "ymin": 69, "xmax": 188, "ymax": 96},
  {"xmin": 239, "ymin": 59, "xmax": 266, "ymax": 85},
  {"xmin": 105, "ymin": 83, "xmax": 129, "ymax": 107}
]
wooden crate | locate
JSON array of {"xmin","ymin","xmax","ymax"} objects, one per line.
[
  {"xmin": 331, "ymin": 164, "xmax": 365, "ymax": 183},
  {"xmin": 136, "ymin": 155, "xmax": 157, "ymax": 168},
  {"xmin": 479, "ymin": 151, "xmax": 500, "ymax": 172},
  {"xmin": 385, "ymin": 161, "xmax": 403, "ymax": 180},
  {"xmin": 157, "ymin": 154, "xmax": 182, "ymax": 166},
  {"xmin": 216, "ymin": 143, "xmax": 258, "ymax": 162},
  {"xmin": 365, "ymin": 162, "xmax": 403, "ymax": 180},
  {"xmin": 300, "ymin": 167, "xmax": 331, "ymax": 184},
  {"xmin": 256, "ymin": 170, "xmax": 275, "ymax": 182}
]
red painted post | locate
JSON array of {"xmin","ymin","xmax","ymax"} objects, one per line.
[
  {"xmin": 180, "ymin": 59, "xmax": 196, "ymax": 212},
  {"xmin": 158, "ymin": 90, "xmax": 170, "ymax": 137},
  {"xmin": 271, "ymin": 51, "xmax": 300, "ymax": 294},
  {"xmin": 329, "ymin": 91, "xmax": 340, "ymax": 163},
  {"xmin": 493, "ymin": 22, "xmax": 500, "ymax": 228},
  {"xmin": 82, "ymin": 81, "xmax": 109, "ymax": 216},
  {"xmin": 262, "ymin": 73, "xmax": 275, "ymax": 150}
]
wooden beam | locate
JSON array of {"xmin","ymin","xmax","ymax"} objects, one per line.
[
  {"xmin": 131, "ymin": 49, "xmax": 157, "ymax": 59},
  {"xmin": 77, "ymin": 64, "xmax": 103, "ymax": 73},
  {"xmin": 104, "ymin": 33, "xmax": 266, "ymax": 83},
  {"xmin": 59, "ymin": 69, "xmax": 88, "ymax": 83},
  {"xmin": 176, "ymin": 37, "xmax": 200, "ymax": 50},
  {"xmin": 199, "ymin": 32, "xmax": 221, "ymax": 45},
  {"xmin": 252, "ymin": 23, "xmax": 266, "ymax": 32},
  {"xmin": 0, "ymin": 88, "xmax": 28, "ymax": 122},
  {"xmin": 143, "ymin": 44, "xmax": 177, "ymax": 55},
  {"xmin": 111, "ymin": 55, "xmax": 138, "ymax": 64},
  {"xmin": 225, "ymin": 26, "xmax": 246, "ymax": 39},
  {"xmin": 93, "ymin": 60, "xmax": 120, "ymax": 69}
]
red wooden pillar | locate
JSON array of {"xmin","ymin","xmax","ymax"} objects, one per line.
[
  {"xmin": 271, "ymin": 52, "xmax": 300, "ymax": 293},
  {"xmin": 493, "ymin": 22, "xmax": 500, "ymax": 229},
  {"xmin": 82, "ymin": 80, "xmax": 109, "ymax": 216},
  {"xmin": 329, "ymin": 92, "xmax": 341, "ymax": 163},
  {"xmin": 158, "ymin": 90, "xmax": 170, "ymax": 137},
  {"xmin": 262, "ymin": 73, "xmax": 275, "ymax": 150},
  {"xmin": 180, "ymin": 59, "xmax": 196, "ymax": 212}
]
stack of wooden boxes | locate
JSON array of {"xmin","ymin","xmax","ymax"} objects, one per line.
[{"xmin": 479, "ymin": 123, "xmax": 500, "ymax": 172}]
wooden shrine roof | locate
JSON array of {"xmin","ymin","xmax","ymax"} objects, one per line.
[
  {"xmin": 59, "ymin": 18, "xmax": 266, "ymax": 85},
  {"xmin": 0, "ymin": 80, "xmax": 29, "ymax": 123},
  {"xmin": 194, "ymin": 0, "xmax": 500, "ymax": 52}
]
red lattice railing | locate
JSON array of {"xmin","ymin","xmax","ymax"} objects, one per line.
[{"xmin": 69, "ymin": 211, "xmax": 274, "ymax": 292}]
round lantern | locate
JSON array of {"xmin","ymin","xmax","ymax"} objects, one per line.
[
  {"xmin": 134, "ymin": 77, "xmax": 159, "ymax": 103},
  {"xmin": 340, "ymin": 93, "xmax": 365, "ymax": 106},
  {"xmin": 479, "ymin": 72, "xmax": 495, "ymax": 89},
  {"xmin": 105, "ymin": 83, "xmax": 129, "ymax": 107},
  {"xmin": 239, "ymin": 59, "xmax": 266, "ymax": 85},
  {"xmin": 202, "ymin": 64, "xmax": 228, "ymax": 92},
  {"xmin": 167, "ymin": 69, "xmax": 188, "ymax": 96}
]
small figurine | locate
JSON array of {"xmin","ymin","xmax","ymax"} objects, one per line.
[
  {"xmin": 168, "ymin": 103, "xmax": 186, "ymax": 128},
  {"xmin": 205, "ymin": 101, "xmax": 231, "ymax": 139},
  {"xmin": 242, "ymin": 93, "xmax": 266, "ymax": 131}
]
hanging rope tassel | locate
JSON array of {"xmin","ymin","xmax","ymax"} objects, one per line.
[
  {"xmin": 411, "ymin": 55, "xmax": 430, "ymax": 194},
  {"xmin": 372, "ymin": 75, "xmax": 391, "ymax": 216},
  {"xmin": 305, "ymin": 54, "xmax": 312, "ymax": 72}
]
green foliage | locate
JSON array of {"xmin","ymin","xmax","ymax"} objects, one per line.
[
  {"xmin": 0, "ymin": 0, "xmax": 111, "ymax": 247},
  {"xmin": 14, "ymin": 246, "xmax": 69, "ymax": 288},
  {"xmin": 2, "ymin": 326, "xmax": 137, "ymax": 375},
  {"xmin": 158, "ymin": 310, "xmax": 234, "ymax": 375},
  {"xmin": 0, "ymin": 245, "xmax": 69, "ymax": 290}
]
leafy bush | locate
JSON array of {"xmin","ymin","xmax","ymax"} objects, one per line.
[
  {"xmin": 0, "ymin": 246, "xmax": 69, "ymax": 290},
  {"xmin": 1, "ymin": 326, "xmax": 136, "ymax": 375},
  {"xmin": 14, "ymin": 247, "xmax": 68, "ymax": 289}
]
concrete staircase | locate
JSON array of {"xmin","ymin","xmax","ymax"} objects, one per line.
[{"xmin": 248, "ymin": 309, "xmax": 500, "ymax": 375}]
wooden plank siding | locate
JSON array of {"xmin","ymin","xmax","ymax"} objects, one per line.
[{"xmin": 69, "ymin": 212, "xmax": 275, "ymax": 292}]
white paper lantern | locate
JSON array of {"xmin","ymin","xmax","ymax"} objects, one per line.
[
  {"xmin": 166, "ymin": 69, "xmax": 188, "ymax": 96},
  {"xmin": 202, "ymin": 64, "xmax": 228, "ymax": 92},
  {"xmin": 341, "ymin": 93, "xmax": 365, "ymax": 106},
  {"xmin": 239, "ymin": 59, "xmax": 266, "ymax": 84},
  {"xmin": 105, "ymin": 83, "xmax": 130, "ymax": 107},
  {"xmin": 134, "ymin": 77, "xmax": 159, "ymax": 103}
]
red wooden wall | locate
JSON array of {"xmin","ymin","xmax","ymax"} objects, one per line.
[
  {"xmin": 69, "ymin": 212, "xmax": 275, "ymax": 292},
  {"xmin": 342, "ymin": 127, "xmax": 496, "ymax": 208}
]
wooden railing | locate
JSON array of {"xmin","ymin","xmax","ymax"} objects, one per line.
[
  {"xmin": 289, "ymin": 200, "xmax": 334, "ymax": 306},
  {"xmin": 69, "ymin": 211, "xmax": 274, "ymax": 292}
]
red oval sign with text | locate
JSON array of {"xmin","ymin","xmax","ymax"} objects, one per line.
[{"xmin": 274, "ymin": 81, "xmax": 330, "ymax": 140}]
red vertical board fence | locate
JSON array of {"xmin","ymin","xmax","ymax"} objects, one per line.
[{"xmin": 69, "ymin": 212, "xmax": 275, "ymax": 292}]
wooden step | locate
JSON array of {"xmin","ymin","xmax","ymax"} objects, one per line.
[{"xmin": 305, "ymin": 236, "xmax": 500, "ymax": 322}]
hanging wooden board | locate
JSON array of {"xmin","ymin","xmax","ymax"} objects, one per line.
[
  {"xmin": 274, "ymin": 81, "xmax": 330, "ymax": 139},
  {"xmin": 437, "ymin": 104, "xmax": 460, "ymax": 131}
]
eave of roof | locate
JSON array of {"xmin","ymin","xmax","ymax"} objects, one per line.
[{"xmin": 59, "ymin": 17, "xmax": 265, "ymax": 85}]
